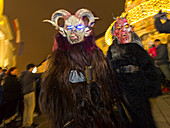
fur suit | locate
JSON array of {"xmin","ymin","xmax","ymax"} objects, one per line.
[
  {"xmin": 107, "ymin": 38, "xmax": 161, "ymax": 128},
  {"xmin": 106, "ymin": 17, "xmax": 161, "ymax": 128},
  {"xmin": 39, "ymin": 9, "xmax": 130, "ymax": 128}
]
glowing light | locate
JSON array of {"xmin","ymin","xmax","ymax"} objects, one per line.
[
  {"xmin": 0, "ymin": 20, "xmax": 4, "ymax": 25},
  {"xmin": 123, "ymin": 0, "xmax": 170, "ymax": 25},
  {"xmin": 0, "ymin": 31, "xmax": 4, "ymax": 38},
  {"xmin": 127, "ymin": 1, "xmax": 132, "ymax": 5},
  {"xmin": 67, "ymin": 25, "xmax": 74, "ymax": 30},
  {"xmin": 32, "ymin": 67, "xmax": 37, "ymax": 73},
  {"xmin": 105, "ymin": 21, "xmax": 116, "ymax": 46},
  {"xmin": 76, "ymin": 24, "xmax": 84, "ymax": 30},
  {"xmin": 0, "ymin": 0, "xmax": 4, "ymax": 16}
]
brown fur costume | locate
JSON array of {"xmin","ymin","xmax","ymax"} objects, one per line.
[{"xmin": 39, "ymin": 33, "xmax": 130, "ymax": 128}]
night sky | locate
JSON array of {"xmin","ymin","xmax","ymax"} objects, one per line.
[{"xmin": 4, "ymin": 0, "xmax": 125, "ymax": 72}]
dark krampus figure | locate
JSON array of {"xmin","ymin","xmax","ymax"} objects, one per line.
[
  {"xmin": 106, "ymin": 17, "xmax": 161, "ymax": 128},
  {"xmin": 39, "ymin": 9, "xmax": 130, "ymax": 128}
]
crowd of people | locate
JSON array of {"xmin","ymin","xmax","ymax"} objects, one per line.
[
  {"xmin": 0, "ymin": 64, "xmax": 42, "ymax": 128},
  {"xmin": 0, "ymin": 9, "xmax": 170, "ymax": 128},
  {"xmin": 148, "ymin": 39, "xmax": 170, "ymax": 92}
]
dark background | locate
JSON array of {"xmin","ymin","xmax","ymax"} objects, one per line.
[{"xmin": 4, "ymin": 0, "xmax": 125, "ymax": 72}]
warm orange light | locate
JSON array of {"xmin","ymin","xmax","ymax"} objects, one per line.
[
  {"xmin": 0, "ymin": 20, "xmax": 4, "ymax": 25},
  {"xmin": 105, "ymin": 21, "xmax": 116, "ymax": 46},
  {"xmin": 0, "ymin": 0, "xmax": 4, "ymax": 16},
  {"xmin": 127, "ymin": 1, "xmax": 132, "ymax": 5},
  {"xmin": 123, "ymin": 0, "xmax": 170, "ymax": 25}
]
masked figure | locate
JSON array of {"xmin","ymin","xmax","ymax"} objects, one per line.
[
  {"xmin": 39, "ymin": 9, "xmax": 130, "ymax": 128},
  {"xmin": 106, "ymin": 17, "xmax": 161, "ymax": 128},
  {"xmin": 112, "ymin": 17, "xmax": 132, "ymax": 44}
]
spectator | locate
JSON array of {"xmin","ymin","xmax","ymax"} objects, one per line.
[
  {"xmin": 20, "ymin": 63, "xmax": 42, "ymax": 128},
  {"xmin": 148, "ymin": 41, "xmax": 157, "ymax": 57},
  {"xmin": 154, "ymin": 10, "xmax": 170, "ymax": 33},
  {"xmin": 2, "ymin": 67, "xmax": 22, "ymax": 102},
  {"xmin": 2, "ymin": 67, "xmax": 22, "ymax": 120},
  {"xmin": 0, "ymin": 69, "xmax": 7, "ymax": 84},
  {"xmin": 148, "ymin": 40, "xmax": 169, "ymax": 93},
  {"xmin": 0, "ymin": 67, "xmax": 2, "ymax": 74},
  {"xmin": 153, "ymin": 39, "xmax": 170, "ymax": 92}
]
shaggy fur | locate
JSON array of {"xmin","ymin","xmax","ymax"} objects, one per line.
[
  {"xmin": 107, "ymin": 39, "xmax": 161, "ymax": 128},
  {"xmin": 39, "ymin": 34, "xmax": 129, "ymax": 128}
]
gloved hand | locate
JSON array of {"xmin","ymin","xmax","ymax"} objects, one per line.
[{"xmin": 154, "ymin": 10, "xmax": 168, "ymax": 20}]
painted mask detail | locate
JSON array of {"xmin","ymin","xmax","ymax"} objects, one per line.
[
  {"xmin": 113, "ymin": 17, "xmax": 133, "ymax": 44},
  {"xmin": 44, "ymin": 9, "xmax": 98, "ymax": 44},
  {"xmin": 64, "ymin": 16, "xmax": 85, "ymax": 44}
]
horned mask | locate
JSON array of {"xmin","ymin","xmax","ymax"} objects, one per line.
[
  {"xmin": 44, "ymin": 9, "xmax": 98, "ymax": 44},
  {"xmin": 112, "ymin": 17, "xmax": 133, "ymax": 44}
]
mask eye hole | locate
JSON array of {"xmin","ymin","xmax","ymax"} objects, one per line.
[
  {"xmin": 125, "ymin": 24, "xmax": 129, "ymax": 28},
  {"xmin": 67, "ymin": 25, "xmax": 74, "ymax": 30},
  {"xmin": 76, "ymin": 25, "xmax": 85, "ymax": 30},
  {"xmin": 116, "ymin": 26, "xmax": 121, "ymax": 30}
]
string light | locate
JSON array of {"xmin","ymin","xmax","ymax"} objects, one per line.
[
  {"xmin": 105, "ymin": 21, "xmax": 116, "ymax": 46},
  {"xmin": 125, "ymin": 0, "xmax": 170, "ymax": 25}
]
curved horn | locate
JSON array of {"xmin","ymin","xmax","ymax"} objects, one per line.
[
  {"xmin": 43, "ymin": 9, "xmax": 71, "ymax": 29},
  {"xmin": 75, "ymin": 9, "xmax": 99, "ymax": 27}
]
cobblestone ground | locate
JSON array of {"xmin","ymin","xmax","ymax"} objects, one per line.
[{"xmin": 151, "ymin": 93, "xmax": 170, "ymax": 128}]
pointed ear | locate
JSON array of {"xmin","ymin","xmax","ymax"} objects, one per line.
[
  {"xmin": 59, "ymin": 27, "xmax": 66, "ymax": 37},
  {"xmin": 59, "ymin": 31, "xmax": 64, "ymax": 35},
  {"xmin": 85, "ymin": 27, "xmax": 92, "ymax": 37}
]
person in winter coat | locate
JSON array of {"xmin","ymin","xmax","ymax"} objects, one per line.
[
  {"xmin": 148, "ymin": 41, "xmax": 157, "ymax": 57},
  {"xmin": 20, "ymin": 63, "xmax": 42, "ymax": 128},
  {"xmin": 3, "ymin": 67, "xmax": 22, "ymax": 103},
  {"xmin": 2, "ymin": 67, "xmax": 22, "ymax": 119},
  {"xmin": 153, "ymin": 39, "xmax": 170, "ymax": 92}
]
